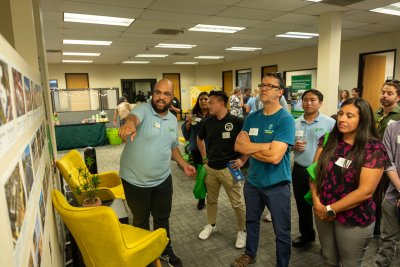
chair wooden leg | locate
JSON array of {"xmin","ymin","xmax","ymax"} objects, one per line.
[{"xmin": 153, "ymin": 258, "xmax": 161, "ymax": 267}]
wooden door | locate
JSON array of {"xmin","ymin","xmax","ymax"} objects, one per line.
[
  {"xmin": 65, "ymin": 73, "xmax": 90, "ymax": 111},
  {"xmin": 222, "ymin": 71, "xmax": 233, "ymax": 94},
  {"xmin": 362, "ymin": 55, "xmax": 386, "ymax": 111},
  {"xmin": 162, "ymin": 73, "xmax": 181, "ymax": 119},
  {"xmin": 261, "ymin": 65, "xmax": 278, "ymax": 79}
]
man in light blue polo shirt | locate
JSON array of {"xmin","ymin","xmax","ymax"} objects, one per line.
[
  {"xmin": 119, "ymin": 79, "xmax": 196, "ymax": 267},
  {"xmin": 292, "ymin": 89, "xmax": 335, "ymax": 248}
]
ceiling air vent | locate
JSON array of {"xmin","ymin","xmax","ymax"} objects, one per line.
[
  {"xmin": 153, "ymin": 28, "xmax": 182, "ymax": 35},
  {"xmin": 322, "ymin": 0, "xmax": 364, "ymax": 7},
  {"xmin": 171, "ymin": 52, "xmax": 189, "ymax": 56}
]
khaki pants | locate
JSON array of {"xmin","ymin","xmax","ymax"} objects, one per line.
[{"xmin": 204, "ymin": 165, "xmax": 246, "ymax": 231}]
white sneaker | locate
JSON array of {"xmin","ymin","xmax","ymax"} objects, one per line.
[
  {"xmin": 199, "ymin": 224, "xmax": 217, "ymax": 240},
  {"xmin": 264, "ymin": 212, "xmax": 272, "ymax": 222},
  {"xmin": 235, "ymin": 231, "xmax": 247, "ymax": 248}
]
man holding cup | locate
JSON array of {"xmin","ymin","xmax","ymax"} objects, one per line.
[{"xmin": 292, "ymin": 89, "xmax": 335, "ymax": 248}]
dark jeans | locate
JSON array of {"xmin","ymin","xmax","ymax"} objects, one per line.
[
  {"xmin": 292, "ymin": 162, "xmax": 315, "ymax": 238},
  {"xmin": 122, "ymin": 175, "xmax": 173, "ymax": 254},
  {"xmin": 244, "ymin": 181, "xmax": 291, "ymax": 267}
]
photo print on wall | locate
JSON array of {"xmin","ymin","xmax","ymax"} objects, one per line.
[
  {"xmin": 12, "ymin": 68, "xmax": 25, "ymax": 117},
  {"xmin": 0, "ymin": 59, "xmax": 13, "ymax": 125}
]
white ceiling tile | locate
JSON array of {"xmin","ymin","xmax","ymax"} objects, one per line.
[
  {"xmin": 271, "ymin": 13, "xmax": 318, "ymax": 25},
  {"xmin": 149, "ymin": 0, "xmax": 229, "ymax": 15},
  {"xmin": 236, "ymin": 0, "xmax": 310, "ymax": 12},
  {"xmin": 216, "ymin": 7, "xmax": 285, "ymax": 20},
  {"xmin": 295, "ymin": 3, "xmax": 349, "ymax": 15},
  {"xmin": 341, "ymin": 20, "xmax": 370, "ymax": 29}
]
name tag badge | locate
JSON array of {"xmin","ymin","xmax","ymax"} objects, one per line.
[
  {"xmin": 295, "ymin": 130, "xmax": 305, "ymax": 137},
  {"xmin": 153, "ymin": 122, "xmax": 161, "ymax": 128},
  {"xmin": 249, "ymin": 128, "xmax": 259, "ymax": 136},
  {"xmin": 194, "ymin": 117, "xmax": 202, "ymax": 122},
  {"xmin": 388, "ymin": 119, "xmax": 396, "ymax": 126},
  {"xmin": 397, "ymin": 135, "xmax": 400, "ymax": 144},
  {"xmin": 335, "ymin": 157, "xmax": 352, "ymax": 168},
  {"xmin": 222, "ymin": 132, "xmax": 230, "ymax": 139}
]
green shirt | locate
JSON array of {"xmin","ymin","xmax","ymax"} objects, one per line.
[{"xmin": 374, "ymin": 105, "xmax": 400, "ymax": 139}]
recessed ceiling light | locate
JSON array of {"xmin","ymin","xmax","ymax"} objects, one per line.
[
  {"xmin": 225, "ymin": 47, "xmax": 262, "ymax": 51},
  {"xmin": 64, "ymin": 12, "xmax": 135, "ymax": 26},
  {"xmin": 63, "ymin": 39, "xmax": 112, "ymax": 45},
  {"xmin": 155, "ymin": 43, "xmax": 197, "ymax": 49},
  {"xmin": 63, "ymin": 52, "xmax": 101, "ymax": 56},
  {"xmin": 194, "ymin": 56, "xmax": 224, "ymax": 59},
  {"xmin": 62, "ymin": 60, "xmax": 93, "ymax": 63},
  {"xmin": 275, "ymin": 32, "xmax": 319, "ymax": 39},
  {"xmin": 135, "ymin": 54, "xmax": 168, "ymax": 58},
  {"xmin": 173, "ymin": 62, "xmax": 198, "ymax": 65},
  {"xmin": 371, "ymin": 2, "xmax": 400, "ymax": 16},
  {"xmin": 189, "ymin": 24, "xmax": 245, "ymax": 33},
  {"xmin": 122, "ymin": 61, "xmax": 150, "ymax": 64}
]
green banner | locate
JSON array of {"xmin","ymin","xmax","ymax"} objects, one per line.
[{"xmin": 290, "ymin": 74, "xmax": 312, "ymax": 118}]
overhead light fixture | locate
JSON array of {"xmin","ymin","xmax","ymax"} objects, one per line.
[
  {"xmin": 63, "ymin": 39, "xmax": 112, "ymax": 45},
  {"xmin": 194, "ymin": 56, "xmax": 224, "ymax": 59},
  {"xmin": 306, "ymin": 0, "xmax": 322, "ymax": 2},
  {"xmin": 225, "ymin": 47, "xmax": 262, "ymax": 51},
  {"xmin": 155, "ymin": 43, "xmax": 197, "ymax": 49},
  {"xmin": 122, "ymin": 61, "xmax": 150, "ymax": 64},
  {"xmin": 275, "ymin": 32, "xmax": 319, "ymax": 39},
  {"xmin": 64, "ymin": 12, "xmax": 135, "ymax": 26},
  {"xmin": 173, "ymin": 62, "xmax": 198, "ymax": 65},
  {"xmin": 371, "ymin": 2, "xmax": 400, "ymax": 16},
  {"xmin": 189, "ymin": 24, "xmax": 245, "ymax": 33},
  {"xmin": 62, "ymin": 60, "xmax": 93, "ymax": 63},
  {"xmin": 63, "ymin": 52, "xmax": 101, "ymax": 56},
  {"xmin": 135, "ymin": 54, "xmax": 168, "ymax": 58}
]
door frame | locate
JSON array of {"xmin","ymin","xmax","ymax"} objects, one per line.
[
  {"xmin": 222, "ymin": 70, "xmax": 233, "ymax": 93},
  {"xmin": 261, "ymin": 64, "xmax": 278, "ymax": 79},
  {"xmin": 65, "ymin": 73, "xmax": 89, "ymax": 89}
]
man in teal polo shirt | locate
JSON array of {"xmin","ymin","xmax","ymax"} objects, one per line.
[{"xmin": 119, "ymin": 79, "xmax": 196, "ymax": 267}]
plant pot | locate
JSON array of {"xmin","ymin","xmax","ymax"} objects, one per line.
[{"xmin": 82, "ymin": 197, "xmax": 102, "ymax": 207}]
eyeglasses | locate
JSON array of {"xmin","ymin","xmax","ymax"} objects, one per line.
[
  {"xmin": 153, "ymin": 90, "xmax": 172, "ymax": 97},
  {"xmin": 258, "ymin": 83, "xmax": 280, "ymax": 90}
]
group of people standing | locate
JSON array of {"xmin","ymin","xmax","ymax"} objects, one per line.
[{"xmin": 116, "ymin": 75, "xmax": 400, "ymax": 267}]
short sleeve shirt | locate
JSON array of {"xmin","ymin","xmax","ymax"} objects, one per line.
[
  {"xmin": 242, "ymin": 108, "xmax": 295, "ymax": 188},
  {"xmin": 318, "ymin": 137, "xmax": 389, "ymax": 226},
  {"xmin": 119, "ymin": 103, "xmax": 179, "ymax": 187},
  {"xmin": 229, "ymin": 95, "xmax": 243, "ymax": 117}
]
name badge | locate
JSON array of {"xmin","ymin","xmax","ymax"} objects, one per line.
[
  {"xmin": 222, "ymin": 132, "xmax": 230, "ymax": 139},
  {"xmin": 335, "ymin": 157, "xmax": 352, "ymax": 168},
  {"xmin": 295, "ymin": 130, "xmax": 305, "ymax": 137},
  {"xmin": 249, "ymin": 128, "xmax": 259, "ymax": 136},
  {"xmin": 397, "ymin": 135, "xmax": 400, "ymax": 144},
  {"xmin": 388, "ymin": 119, "xmax": 396, "ymax": 126},
  {"xmin": 153, "ymin": 122, "xmax": 161, "ymax": 128}
]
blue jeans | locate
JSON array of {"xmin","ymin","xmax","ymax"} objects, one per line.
[{"xmin": 244, "ymin": 181, "xmax": 291, "ymax": 267}]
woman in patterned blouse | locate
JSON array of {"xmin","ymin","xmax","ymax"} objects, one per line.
[{"xmin": 310, "ymin": 98, "xmax": 389, "ymax": 266}]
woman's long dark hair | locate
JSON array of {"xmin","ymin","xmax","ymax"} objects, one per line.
[
  {"xmin": 192, "ymin": 92, "xmax": 209, "ymax": 117},
  {"xmin": 316, "ymin": 98, "xmax": 378, "ymax": 192}
]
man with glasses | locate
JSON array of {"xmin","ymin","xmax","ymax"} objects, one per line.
[
  {"xmin": 119, "ymin": 79, "xmax": 196, "ymax": 267},
  {"xmin": 374, "ymin": 79, "xmax": 400, "ymax": 237},
  {"xmin": 292, "ymin": 89, "xmax": 335, "ymax": 248},
  {"xmin": 232, "ymin": 73, "xmax": 295, "ymax": 267}
]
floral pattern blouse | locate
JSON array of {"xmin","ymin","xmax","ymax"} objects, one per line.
[{"xmin": 317, "ymin": 137, "xmax": 389, "ymax": 226}]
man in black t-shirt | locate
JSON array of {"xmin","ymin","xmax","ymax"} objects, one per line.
[
  {"xmin": 170, "ymin": 96, "xmax": 181, "ymax": 117},
  {"xmin": 196, "ymin": 90, "xmax": 247, "ymax": 249}
]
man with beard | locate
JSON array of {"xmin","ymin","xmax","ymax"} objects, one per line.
[
  {"xmin": 119, "ymin": 78, "xmax": 196, "ymax": 267},
  {"xmin": 374, "ymin": 80, "xmax": 400, "ymax": 237}
]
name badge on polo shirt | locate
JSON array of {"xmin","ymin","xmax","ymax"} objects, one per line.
[
  {"xmin": 397, "ymin": 135, "xmax": 400, "ymax": 144},
  {"xmin": 249, "ymin": 128, "xmax": 259, "ymax": 136},
  {"xmin": 222, "ymin": 132, "xmax": 230, "ymax": 139},
  {"xmin": 153, "ymin": 122, "xmax": 161, "ymax": 128},
  {"xmin": 388, "ymin": 119, "xmax": 396, "ymax": 126},
  {"xmin": 335, "ymin": 157, "xmax": 352, "ymax": 168},
  {"xmin": 295, "ymin": 130, "xmax": 305, "ymax": 137}
]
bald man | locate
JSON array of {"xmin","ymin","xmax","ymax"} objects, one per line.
[{"xmin": 119, "ymin": 79, "xmax": 196, "ymax": 267}]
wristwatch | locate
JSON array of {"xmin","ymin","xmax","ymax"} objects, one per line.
[{"xmin": 326, "ymin": 205, "xmax": 336, "ymax": 217}]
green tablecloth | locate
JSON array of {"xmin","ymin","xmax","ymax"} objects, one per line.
[{"xmin": 55, "ymin": 123, "xmax": 107, "ymax": 150}]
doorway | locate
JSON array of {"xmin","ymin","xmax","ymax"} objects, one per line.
[
  {"xmin": 261, "ymin": 65, "xmax": 278, "ymax": 79},
  {"xmin": 222, "ymin": 70, "xmax": 233, "ymax": 94},
  {"xmin": 121, "ymin": 79, "xmax": 156, "ymax": 103}
]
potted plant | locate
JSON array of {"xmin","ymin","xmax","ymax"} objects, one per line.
[{"xmin": 69, "ymin": 156, "xmax": 102, "ymax": 207}]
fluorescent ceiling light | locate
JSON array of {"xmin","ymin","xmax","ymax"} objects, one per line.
[
  {"xmin": 174, "ymin": 62, "xmax": 198, "ymax": 65},
  {"xmin": 155, "ymin": 43, "xmax": 197, "ymax": 49},
  {"xmin": 64, "ymin": 12, "xmax": 134, "ymax": 26},
  {"xmin": 371, "ymin": 2, "xmax": 400, "ymax": 16},
  {"xmin": 194, "ymin": 56, "xmax": 224, "ymax": 59},
  {"xmin": 188, "ymin": 24, "xmax": 245, "ymax": 33},
  {"xmin": 122, "ymin": 61, "xmax": 150, "ymax": 64},
  {"xmin": 63, "ymin": 52, "xmax": 101, "ymax": 56},
  {"xmin": 276, "ymin": 32, "xmax": 319, "ymax": 39},
  {"xmin": 135, "ymin": 54, "xmax": 168, "ymax": 58},
  {"xmin": 62, "ymin": 60, "xmax": 93, "ymax": 63},
  {"xmin": 306, "ymin": 0, "xmax": 322, "ymax": 2},
  {"xmin": 63, "ymin": 39, "xmax": 112, "ymax": 45},
  {"xmin": 225, "ymin": 47, "xmax": 262, "ymax": 51}
]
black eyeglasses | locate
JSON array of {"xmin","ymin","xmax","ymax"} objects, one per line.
[
  {"xmin": 258, "ymin": 83, "xmax": 280, "ymax": 90},
  {"xmin": 264, "ymin": 72, "xmax": 283, "ymax": 79}
]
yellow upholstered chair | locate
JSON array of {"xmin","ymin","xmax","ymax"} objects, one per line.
[
  {"xmin": 56, "ymin": 149, "xmax": 125, "ymax": 205},
  {"xmin": 52, "ymin": 190, "xmax": 168, "ymax": 267}
]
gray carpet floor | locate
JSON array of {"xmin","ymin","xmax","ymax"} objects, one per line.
[{"xmin": 60, "ymin": 144, "xmax": 399, "ymax": 267}]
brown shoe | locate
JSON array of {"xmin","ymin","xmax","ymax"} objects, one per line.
[{"xmin": 231, "ymin": 254, "xmax": 255, "ymax": 267}]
